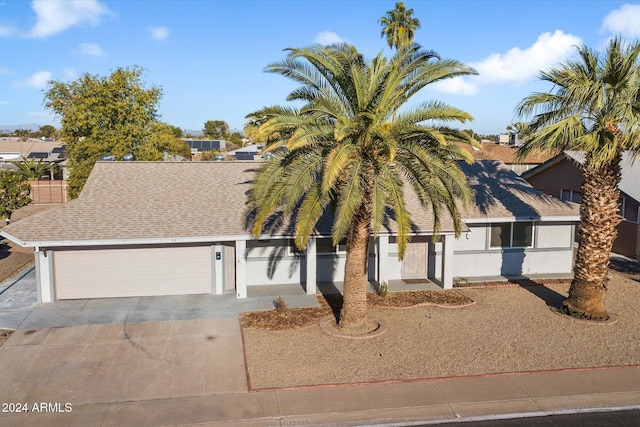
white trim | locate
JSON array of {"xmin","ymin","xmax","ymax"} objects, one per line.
[
  {"xmin": 378, "ymin": 236, "xmax": 389, "ymax": 285},
  {"xmin": 235, "ymin": 240, "xmax": 247, "ymax": 298},
  {"xmin": 464, "ymin": 216, "xmax": 580, "ymax": 224},
  {"xmin": 34, "ymin": 247, "xmax": 54, "ymax": 303},
  {"xmin": 441, "ymin": 234, "xmax": 454, "ymax": 289},
  {"xmin": 305, "ymin": 237, "xmax": 316, "ymax": 295}
]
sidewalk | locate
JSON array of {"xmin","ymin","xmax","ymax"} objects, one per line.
[{"xmin": 1, "ymin": 365, "xmax": 639, "ymax": 426}]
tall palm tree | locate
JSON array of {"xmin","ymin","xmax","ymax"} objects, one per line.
[
  {"xmin": 379, "ymin": 1, "xmax": 421, "ymax": 50},
  {"xmin": 516, "ymin": 36, "xmax": 640, "ymax": 321},
  {"xmin": 248, "ymin": 43, "xmax": 477, "ymax": 330}
]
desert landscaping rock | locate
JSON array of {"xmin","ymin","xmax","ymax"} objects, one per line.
[{"xmin": 242, "ymin": 269, "xmax": 640, "ymax": 390}]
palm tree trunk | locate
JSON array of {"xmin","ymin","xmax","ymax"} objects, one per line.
[
  {"xmin": 339, "ymin": 205, "xmax": 371, "ymax": 329},
  {"xmin": 564, "ymin": 152, "xmax": 622, "ymax": 320}
]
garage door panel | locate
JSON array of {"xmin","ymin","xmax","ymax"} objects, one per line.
[{"xmin": 54, "ymin": 247, "xmax": 212, "ymax": 299}]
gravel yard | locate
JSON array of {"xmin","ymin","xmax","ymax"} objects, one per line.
[{"xmin": 242, "ymin": 268, "xmax": 640, "ymax": 390}]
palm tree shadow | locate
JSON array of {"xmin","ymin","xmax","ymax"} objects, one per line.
[{"xmin": 514, "ymin": 279, "xmax": 567, "ymax": 308}]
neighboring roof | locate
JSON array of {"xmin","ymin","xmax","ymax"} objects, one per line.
[
  {"xmin": 458, "ymin": 161, "xmax": 579, "ymax": 223},
  {"xmin": 523, "ymin": 151, "xmax": 640, "ymax": 202},
  {"xmin": 458, "ymin": 142, "xmax": 554, "ymax": 164},
  {"xmin": 1, "ymin": 160, "xmax": 579, "ymax": 247},
  {"xmin": 0, "ymin": 141, "xmax": 62, "ymax": 156},
  {"xmin": 228, "ymin": 144, "xmax": 264, "ymax": 155}
]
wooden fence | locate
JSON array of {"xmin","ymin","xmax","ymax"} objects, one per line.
[{"xmin": 29, "ymin": 180, "xmax": 67, "ymax": 204}]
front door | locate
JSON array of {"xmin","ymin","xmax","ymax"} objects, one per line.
[{"xmin": 401, "ymin": 237, "xmax": 427, "ymax": 278}]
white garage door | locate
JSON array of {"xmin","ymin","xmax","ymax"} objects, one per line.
[{"xmin": 53, "ymin": 246, "xmax": 213, "ymax": 299}]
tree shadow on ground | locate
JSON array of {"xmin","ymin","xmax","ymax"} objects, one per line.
[
  {"xmin": 318, "ymin": 292, "xmax": 343, "ymax": 323},
  {"xmin": 514, "ymin": 279, "xmax": 567, "ymax": 308}
]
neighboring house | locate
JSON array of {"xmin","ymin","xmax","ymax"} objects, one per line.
[
  {"xmin": 0, "ymin": 141, "xmax": 67, "ymax": 204},
  {"xmin": 459, "ymin": 142, "xmax": 554, "ymax": 175},
  {"xmin": 182, "ymin": 139, "xmax": 226, "ymax": 155},
  {"xmin": 0, "ymin": 160, "xmax": 579, "ymax": 303},
  {"xmin": 228, "ymin": 144, "xmax": 266, "ymax": 160},
  {"xmin": 523, "ymin": 151, "xmax": 640, "ymax": 260}
]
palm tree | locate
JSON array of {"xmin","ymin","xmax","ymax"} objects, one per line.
[
  {"xmin": 11, "ymin": 158, "xmax": 52, "ymax": 180},
  {"xmin": 506, "ymin": 122, "xmax": 530, "ymax": 146},
  {"xmin": 248, "ymin": 43, "xmax": 477, "ymax": 330},
  {"xmin": 14, "ymin": 129, "xmax": 29, "ymax": 141},
  {"xmin": 379, "ymin": 1, "xmax": 421, "ymax": 50},
  {"xmin": 516, "ymin": 36, "xmax": 640, "ymax": 321}
]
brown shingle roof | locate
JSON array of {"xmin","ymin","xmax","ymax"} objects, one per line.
[
  {"xmin": 459, "ymin": 143, "xmax": 554, "ymax": 164},
  {"xmin": 1, "ymin": 160, "xmax": 578, "ymax": 246},
  {"xmin": 458, "ymin": 161, "xmax": 580, "ymax": 221}
]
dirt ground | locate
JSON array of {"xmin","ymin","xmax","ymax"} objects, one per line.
[{"xmin": 242, "ymin": 265, "xmax": 640, "ymax": 390}]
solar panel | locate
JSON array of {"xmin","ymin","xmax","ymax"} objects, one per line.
[{"xmin": 28, "ymin": 152, "xmax": 48, "ymax": 159}]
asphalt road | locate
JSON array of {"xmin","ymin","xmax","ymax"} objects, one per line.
[{"xmin": 435, "ymin": 408, "xmax": 640, "ymax": 426}]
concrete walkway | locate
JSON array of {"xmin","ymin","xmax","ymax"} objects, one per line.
[{"xmin": 1, "ymin": 269, "xmax": 640, "ymax": 426}]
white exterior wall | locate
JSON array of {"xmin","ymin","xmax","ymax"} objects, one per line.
[
  {"xmin": 245, "ymin": 240, "xmax": 304, "ymax": 286},
  {"xmin": 453, "ymin": 222, "xmax": 575, "ymax": 278}
]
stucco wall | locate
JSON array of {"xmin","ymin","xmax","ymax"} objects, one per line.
[{"xmin": 452, "ymin": 221, "xmax": 574, "ymax": 278}]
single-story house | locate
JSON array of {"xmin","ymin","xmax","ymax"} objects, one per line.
[
  {"xmin": 0, "ymin": 160, "xmax": 579, "ymax": 303},
  {"xmin": 523, "ymin": 151, "xmax": 640, "ymax": 260}
]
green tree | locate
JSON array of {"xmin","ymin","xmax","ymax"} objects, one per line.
[
  {"xmin": 379, "ymin": 1, "xmax": 421, "ymax": 50},
  {"xmin": 44, "ymin": 66, "xmax": 185, "ymax": 198},
  {"xmin": 137, "ymin": 122, "xmax": 192, "ymax": 160},
  {"xmin": 11, "ymin": 158, "xmax": 52, "ymax": 180},
  {"xmin": 14, "ymin": 129, "xmax": 29, "ymax": 141},
  {"xmin": 248, "ymin": 43, "xmax": 477, "ymax": 331},
  {"xmin": 516, "ymin": 37, "xmax": 640, "ymax": 320},
  {"xmin": 203, "ymin": 120, "xmax": 229, "ymax": 139},
  {"xmin": 0, "ymin": 171, "xmax": 31, "ymax": 219},
  {"xmin": 166, "ymin": 125, "xmax": 184, "ymax": 138},
  {"xmin": 38, "ymin": 125, "xmax": 57, "ymax": 139}
]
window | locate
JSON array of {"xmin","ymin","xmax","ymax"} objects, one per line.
[
  {"xmin": 620, "ymin": 197, "xmax": 640, "ymax": 224},
  {"xmin": 316, "ymin": 238, "xmax": 347, "ymax": 254},
  {"xmin": 287, "ymin": 240, "xmax": 304, "ymax": 256},
  {"xmin": 490, "ymin": 222, "xmax": 534, "ymax": 248},
  {"xmin": 560, "ymin": 189, "xmax": 581, "ymax": 203}
]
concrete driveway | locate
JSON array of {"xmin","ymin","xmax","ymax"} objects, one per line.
[{"xmin": 0, "ymin": 266, "xmax": 251, "ymax": 425}]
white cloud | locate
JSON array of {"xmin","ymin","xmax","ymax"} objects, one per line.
[
  {"xmin": 78, "ymin": 42, "xmax": 105, "ymax": 57},
  {"xmin": 149, "ymin": 26, "xmax": 169, "ymax": 41},
  {"xmin": 28, "ymin": 0, "xmax": 109, "ymax": 38},
  {"xmin": 431, "ymin": 30, "xmax": 581, "ymax": 95},
  {"xmin": 313, "ymin": 31, "xmax": 345, "ymax": 45},
  {"xmin": 12, "ymin": 71, "xmax": 52, "ymax": 89},
  {"xmin": 602, "ymin": 4, "xmax": 640, "ymax": 37},
  {"xmin": 432, "ymin": 77, "xmax": 479, "ymax": 95}
]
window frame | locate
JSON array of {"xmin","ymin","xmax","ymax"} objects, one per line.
[
  {"xmin": 316, "ymin": 238, "xmax": 347, "ymax": 255},
  {"xmin": 560, "ymin": 189, "xmax": 581, "ymax": 203},
  {"xmin": 489, "ymin": 221, "xmax": 535, "ymax": 249},
  {"xmin": 620, "ymin": 197, "xmax": 640, "ymax": 224}
]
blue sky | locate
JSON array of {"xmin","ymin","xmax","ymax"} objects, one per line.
[{"xmin": 2, "ymin": 1, "xmax": 640, "ymax": 135}]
